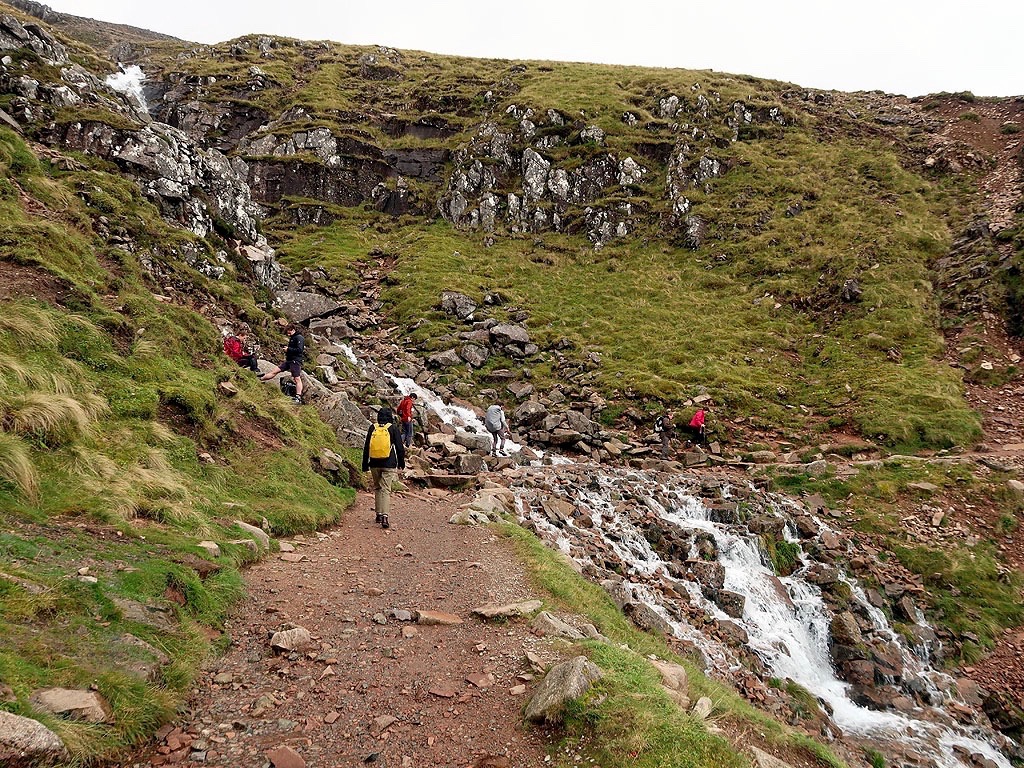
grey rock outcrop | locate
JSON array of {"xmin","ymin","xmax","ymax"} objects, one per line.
[
  {"xmin": 523, "ymin": 656, "xmax": 603, "ymax": 723},
  {"xmin": 275, "ymin": 290, "xmax": 342, "ymax": 323},
  {"xmin": 0, "ymin": 13, "xmax": 67, "ymax": 65},
  {"xmin": 0, "ymin": 711, "xmax": 67, "ymax": 765},
  {"xmin": 59, "ymin": 121, "xmax": 262, "ymax": 243}
]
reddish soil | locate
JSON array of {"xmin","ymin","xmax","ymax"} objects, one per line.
[
  {"xmin": 116, "ymin": 489, "xmax": 560, "ymax": 768},
  {"xmin": 0, "ymin": 262, "xmax": 73, "ymax": 306}
]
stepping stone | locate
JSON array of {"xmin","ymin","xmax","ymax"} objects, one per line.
[
  {"xmin": 29, "ymin": 688, "xmax": 111, "ymax": 723},
  {"xmin": 267, "ymin": 745, "xmax": 305, "ymax": 768},
  {"xmin": 415, "ymin": 610, "xmax": 462, "ymax": 625},
  {"xmin": 472, "ymin": 600, "xmax": 543, "ymax": 619}
]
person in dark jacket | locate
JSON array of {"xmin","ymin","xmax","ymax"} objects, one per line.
[
  {"xmin": 361, "ymin": 406, "xmax": 406, "ymax": 529},
  {"xmin": 260, "ymin": 323, "xmax": 305, "ymax": 404},
  {"xmin": 654, "ymin": 409, "xmax": 674, "ymax": 459}
]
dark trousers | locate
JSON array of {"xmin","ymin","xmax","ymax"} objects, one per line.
[
  {"xmin": 660, "ymin": 430, "xmax": 672, "ymax": 459},
  {"xmin": 681, "ymin": 424, "xmax": 706, "ymax": 445},
  {"xmin": 401, "ymin": 420, "xmax": 413, "ymax": 447},
  {"xmin": 236, "ymin": 355, "xmax": 259, "ymax": 372}
]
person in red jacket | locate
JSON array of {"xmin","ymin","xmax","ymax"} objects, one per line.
[
  {"xmin": 223, "ymin": 328, "xmax": 259, "ymax": 371},
  {"xmin": 396, "ymin": 392, "xmax": 418, "ymax": 448},
  {"xmin": 683, "ymin": 408, "xmax": 707, "ymax": 446}
]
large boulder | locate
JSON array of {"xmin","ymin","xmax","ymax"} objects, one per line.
[
  {"xmin": 318, "ymin": 392, "xmax": 371, "ymax": 447},
  {"xmin": 275, "ymin": 290, "xmax": 342, "ymax": 323},
  {"xmin": 524, "ymin": 656, "xmax": 603, "ymax": 724},
  {"xmin": 440, "ymin": 291, "xmax": 477, "ymax": 319},
  {"xmin": 830, "ymin": 611, "xmax": 864, "ymax": 646},
  {"xmin": 0, "ymin": 711, "xmax": 67, "ymax": 766},
  {"xmin": 513, "ymin": 400, "xmax": 549, "ymax": 426},
  {"xmin": 489, "ymin": 323, "xmax": 530, "ymax": 347}
]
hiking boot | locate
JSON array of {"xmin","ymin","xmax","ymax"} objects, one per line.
[
  {"xmin": 380, "ymin": 515, "xmax": 390, "ymax": 529},
  {"xmin": 292, "ymin": 396, "xmax": 302, "ymax": 405},
  {"xmin": 375, "ymin": 512, "xmax": 383, "ymax": 524}
]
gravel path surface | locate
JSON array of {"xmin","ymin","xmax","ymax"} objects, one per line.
[{"xmin": 119, "ymin": 488, "xmax": 559, "ymax": 768}]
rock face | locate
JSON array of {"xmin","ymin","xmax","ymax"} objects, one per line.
[
  {"xmin": 0, "ymin": 711, "xmax": 67, "ymax": 765},
  {"xmin": 524, "ymin": 656, "xmax": 603, "ymax": 723},
  {"xmin": 57, "ymin": 121, "xmax": 263, "ymax": 243}
]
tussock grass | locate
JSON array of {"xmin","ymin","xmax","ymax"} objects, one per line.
[
  {"xmin": 0, "ymin": 302, "xmax": 60, "ymax": 346},
  {"xmin": 1, "ymin": 390, "xmax": 108, "ymax": 445},
  {"xmin": 0, "ymin": 432, "xmax": 38, "ymax": 499}
]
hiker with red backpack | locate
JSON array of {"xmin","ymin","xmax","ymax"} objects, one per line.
[
  {"xmin": 361, "ymin": 406, "xmax": 406, "ymax": 530},
  {"xmin": 223, "ymin": 327, "xmax": 259, "ymax": 372},
  {"xmin": 396, "ymin": 392, "xmax": 418, "ymax": 448}
]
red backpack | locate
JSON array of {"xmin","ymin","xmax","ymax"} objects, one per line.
[{"xmin": 223, "ymin": 335, "xmax": 243, "ymax": 360}]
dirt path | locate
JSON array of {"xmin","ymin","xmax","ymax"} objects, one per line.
[{"xmin": 119, "ymin": 489, "xmax": 558, "ymax": 768}]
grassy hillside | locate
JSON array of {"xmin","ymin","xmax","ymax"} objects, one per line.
[
  {"xmin": 0, "ymin": 126, "xmax": 354, "ymax": 761},
  {"xmin": 110, "ymin": 33, "xmax": 985, "ymax": 449}
]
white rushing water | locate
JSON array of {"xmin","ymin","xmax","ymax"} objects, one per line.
[
  {"xmin": 519, "ymin": 468, "xmax": 1010, "ymax": 768},
  {"xmin": 105, "ymin": 65, "xmax": 148, "ymax": 110}
]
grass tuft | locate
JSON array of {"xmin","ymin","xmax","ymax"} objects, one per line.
[{"xmin": 0, "ymin": 432, "xmax": 38, "ymax": 499}]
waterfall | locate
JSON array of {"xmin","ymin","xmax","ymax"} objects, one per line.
[
  {"xmin": 105, "ymin": 64, "xmax": 148, "ymax": 111},
  {"xmin": 515, "ymin": 466, "xmax": 1011, "ymax": 768}
]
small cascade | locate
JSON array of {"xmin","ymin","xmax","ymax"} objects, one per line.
[
  {"xmin": 513, "ymin": 465, "xmax": 1011, "ymax": 768},
  {"xmin": 390, "ymin": 375, "xmax": 523, "ymax": 452},
  {"xmin": 105, "ymin": 64, "xmax": 148, "ymax": 111}
]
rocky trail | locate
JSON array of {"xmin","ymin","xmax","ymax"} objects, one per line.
[{"xmin": 118, "ymin": 489, "xmax": 563, "ymax": 768}]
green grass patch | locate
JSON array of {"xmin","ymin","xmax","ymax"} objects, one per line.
[
  {"xmin": 0, "ymin": 126, "xmax": 355, "ymax": 763},
  {"xmin": 890, "ymin": 542, "xmax": 1024, "ymax": 662}
]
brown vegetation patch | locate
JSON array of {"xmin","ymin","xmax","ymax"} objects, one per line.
[
  {"xmin": 228, "ymin": 412, "xmax": 284, "ymax": 451},
  {"xmin": 0, "ymin": 262, "xmax": 73, "ymax": 306},
  {"xmin": 157, "ymin": 401, "xmax": 202, "ymax": 442}
]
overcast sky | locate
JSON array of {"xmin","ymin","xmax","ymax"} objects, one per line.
[{"xmin": 47, "ymin": 0, "xmax": 1022, "ymax": 97}]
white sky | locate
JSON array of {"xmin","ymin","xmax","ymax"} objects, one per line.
[{"xmin": 49, "ymin": 0, "xmax": 1022, "ymax": 97}]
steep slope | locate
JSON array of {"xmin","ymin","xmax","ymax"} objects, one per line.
[{"xmin": 0, "ymin": 11, "xmax": 360, "ymax": 763}]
